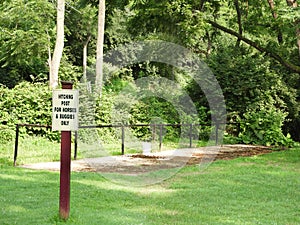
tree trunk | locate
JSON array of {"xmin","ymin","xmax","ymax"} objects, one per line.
[
  {"xmin": 286, "ymin": 0, "xmax": 300, "ymax": 59},
  {"xmin": 206, "ymin": 31, "xmax": 212, "ymax": 57},
  {"xmin": 297, "ymin": 29, "xmax": 300, "ymax": 59},
  {"xmin": 83, "ymin": 35, "xmax": 91, "ymax": 82},
  {"xmin": 199, "ymin": 0, "xmax": 206, "ymax": 11},
  {"xmin": 267, "ymin": 0, "xmax": 283, "ymax": 44},
  {"xmin": 49, "ymin": 0, "xmax": 65, "ymax": 89},
  {"xmin": 95, "ymin": 0, "xmax": 105, "ymax": 95},
  {"xmin": 234, "ymin": 0, "xmax": 243, "ymax": 46}
]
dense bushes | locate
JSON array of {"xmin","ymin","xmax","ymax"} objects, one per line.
[
  {"xmin": 186, "ymin": 45, "xmax": 298, "ymax": 146},
  {"xmin": 0, "ymin": 82, "xmax": 56, "ymax": 142},
  {"xmin": 0, "ymin": 77, "xmax": 297, "ymax": 147}
]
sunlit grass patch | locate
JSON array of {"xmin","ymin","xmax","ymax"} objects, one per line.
[{"xmin": 1, "ymin": 142, "xmax": 300, "ymax": 224}]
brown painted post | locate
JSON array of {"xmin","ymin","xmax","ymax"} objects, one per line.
[
  {"xmin": 13, "ymin": 124, "xmax": 19, "ymax": 166},
  {"xmin": 59, "ymin": 81, "xmax": 73, "ymax": 220},
  {"xmin": 121, "ymin": 125, "xmax": 125, "ymax": 155},
  {"xmin": 189, "ymin": 124, "xmax": 193, "ymax": 148},
  {"xmin": 159, "ymin": 124, "xmax": 163, "ymax": 151},
  {"xmin": 215, "ymin": 122, "xmax": 219, "ymax": 146}
]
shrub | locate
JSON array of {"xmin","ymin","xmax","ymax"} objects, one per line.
[
  {"xmin": 238, "ymin": 104, "xmax": 294, "ymax": 147},
  {"xmin": 0, "ymin": 82, "xmax": 59, "ymax": 141}
]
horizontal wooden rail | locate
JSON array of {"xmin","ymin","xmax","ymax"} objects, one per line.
[{"xmin": 13, "ymin": 122, "xmax": 240, "ymax": 166}]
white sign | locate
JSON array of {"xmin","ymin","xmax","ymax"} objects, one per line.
[{"xmin": 52, "ymin": 90, "xmax": 79, "ymax": 131}]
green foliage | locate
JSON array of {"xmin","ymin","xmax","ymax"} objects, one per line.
[
  {"xmin": 238, "ymin": 0, "xmax": 299, "ymax": 60},
  {"xmin": 95, "ymin": 89, "xmax": 119, "ymax": 143},
  {"xmin": 130, "ymin": 0, "xmax": 209, "ymax": 50},
  {"xmin": 0, "ymin": 126, "xmax": 14, "ymax": 144},
  {"xmin": 238, "ymin": 104, "xmax": 294, "ymax": 147},
  {"xmin": 204, "ymin": 45, "xmax": 297, "ymax": 145},
  {"xmin": 107, "ymin": 77, "xmax": 201, "ymax": 141},
  {"xmin": 0, "ymin": 0, "xmax": 300, "ymax": 146},
  {"xmin": 0, "ymin": 0, "xmax": 55, "ymax": 87},
  {"xmin": 129, "ymin": 97, "xmax": 180, "ymax": 140},
  {"xmin": 59, "ymin": 53, "xmax": 82, "ymax": 83},
  {"xmin": 207, "ymin": 45, "xmax": 297, "ymax": 117},
  {"xmin": 0, "ymin": 82, "xmax": 59, "ymax": 141},
  {"xmin": 105, "ymin": 7, "xmax": 134, "ymax": 49},
  {"xmin": 65, "ymin": 0, "xmax": 98, "ymax": 67}
]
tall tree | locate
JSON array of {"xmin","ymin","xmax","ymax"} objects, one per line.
[
  {"xmin": 49, "ymin": 0, "xmax": 65, "ymax": 89},
  {"xmin": 95, "ymin": 0, "xmax": 105, "ymax": 94},
  {"xmin": 73, "ymin": 0, "xmax": 131, "ymax": 87}
]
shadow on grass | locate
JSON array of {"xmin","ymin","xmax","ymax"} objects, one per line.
[{"xmin": 0, "ymin": 148, "xmax": 300, "ymax": 224}]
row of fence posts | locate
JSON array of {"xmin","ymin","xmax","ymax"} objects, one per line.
[
  {"xmin": 13, "ymin": 122, "xmax": 240, "ymax": 166},
  {"xmin": 77, "ymin": 123, "xmax": 197, "ymax": 158}
]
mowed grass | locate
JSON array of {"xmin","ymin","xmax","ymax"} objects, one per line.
[{"xmin": 0, "ymin": 141, "xmax": 300, "ymax": 224}]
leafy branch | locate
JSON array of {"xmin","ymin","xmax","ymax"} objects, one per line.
[{"xmin": 206, "ymin": 19, "xmax": 300, "ymax": 73}]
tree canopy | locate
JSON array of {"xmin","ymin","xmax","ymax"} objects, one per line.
[{"xmin": 0, "ymin": 0, "xmax": 300, "ymax": 144}]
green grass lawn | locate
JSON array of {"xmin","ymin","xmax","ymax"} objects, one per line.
[{"xmin": 0, "ymin": 140, "xmax": 300, "ymax": 224}]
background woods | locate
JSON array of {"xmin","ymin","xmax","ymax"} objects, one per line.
[{"xmin": 0, "ymin": 0, "xmax": 300, "ymax": 145}]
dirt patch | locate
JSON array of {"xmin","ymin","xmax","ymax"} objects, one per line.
[
  {"xmin": 110, "ymin": 145, "xmax": 273, "ymax": 174},
  {"xmin": 187, "ymin": 145, "xmax": 273, "ymax": 165},
  {"xmin": 90, "ymin": 145, "xmax": 274, "ymax": 174},
  {"xmin": 20, "ymin": 145, "xmax": 275, "ymax": 175}
]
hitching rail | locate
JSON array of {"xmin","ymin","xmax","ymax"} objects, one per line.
[{"xmin": 13, "ymin": 122, "xmax": 239, "ymax": 166}]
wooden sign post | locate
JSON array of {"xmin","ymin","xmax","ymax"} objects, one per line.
[{"xmin": 52, "ymin": 81, "xmax": 79, "ymax": 220}]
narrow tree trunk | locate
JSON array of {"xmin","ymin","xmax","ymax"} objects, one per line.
[
  {"xmin": 297, "ymin": 29, "xmax": 300, "ymax": 59},
  {"xmin": 234, "ymin": 0, "xmax": 243, "ymax": 46},
  {"xmin": 50, "ymin": 0, "xmax": 65, "ymax": 89},
  {"xmin": 199, "ymin": 0, "xmax": 206, "ymax": 11},
  {"xmin": 206, "ymin": 31, "xmax": 212, "ymax": 57},
  {"xmin": 267, "ymin": 0, "xmax": 283, "ymax": 44},
  {"xmin": 83, "ymin": 35, "xmax": 91, "ymax": 82},
  {"xmin": 95, "ymin": 0, "xmax": 105, "ymax": 95},
  {"xmin": 286, "ymin": 0, "xmax": 300, "ymax": 59}
]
